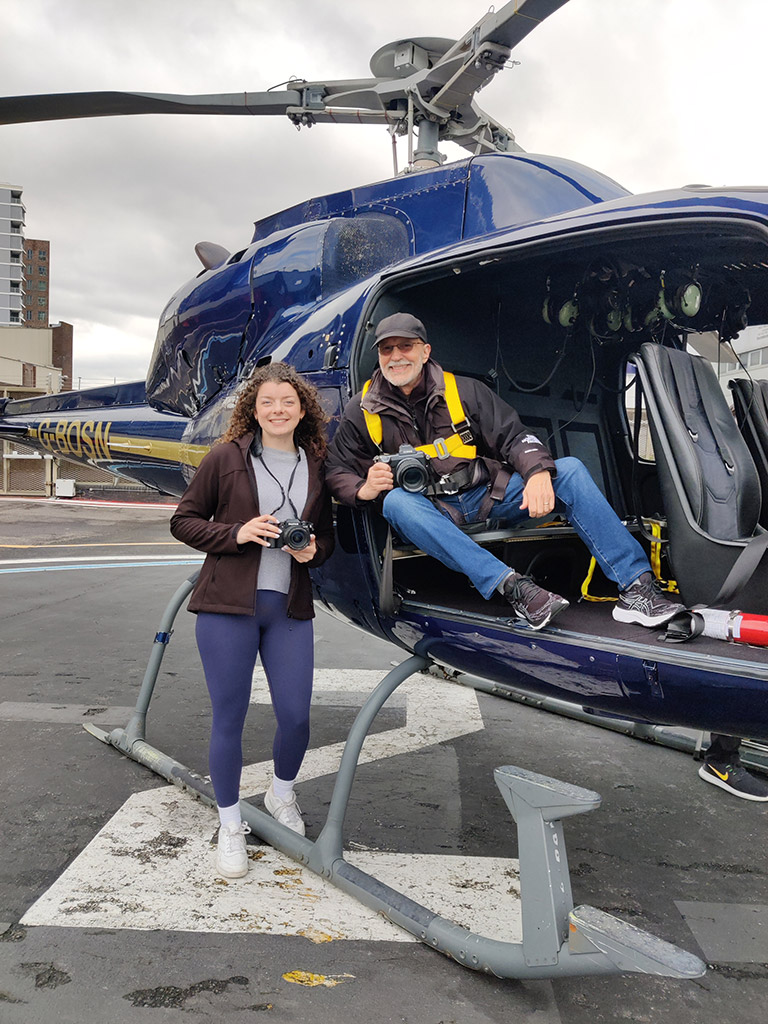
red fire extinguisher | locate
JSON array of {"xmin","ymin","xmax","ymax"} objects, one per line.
[
  {"xmin": 666, "ymin": 608, "xmax": 768, "ymax": 645},
  {"xmin": 698, "ymin": 608, "xmax": 768, "ymax": 645}
]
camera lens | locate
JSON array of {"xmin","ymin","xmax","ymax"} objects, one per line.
[
  {"xmin": 396, "ymin": 461, "xmax": 430, "ymax": 493},
  {"xmin": 287, "ymin": 528, "xmax": 310, "ymax": 549}
]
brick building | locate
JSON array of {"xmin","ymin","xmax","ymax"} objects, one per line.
[{"xmin": 23, "ymin": 238, "xmax": 51, "ymax": 330}]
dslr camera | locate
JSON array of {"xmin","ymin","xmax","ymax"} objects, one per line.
[
  {"xmin": 266, "ymin": 519, "xmax": 314, "ymax": 550},
  {"xmin": 374, "ymin": 444, "xmax": 431, "ymax": 494}
]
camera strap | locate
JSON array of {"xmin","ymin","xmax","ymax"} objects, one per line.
[{"xmin": 257, "ymin": 450, "xmax": 301, "ymax": 518}]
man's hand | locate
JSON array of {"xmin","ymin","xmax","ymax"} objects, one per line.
[
  {"xmin": 356, "ymin": 461, "xmax": 394, "ymax": 502},
  {"xmin": 520, "ymin": 470, "xmax": 556, "ymax": 519},
  {"xmin": 236, "ymin": 515, "xmax": 281, "ymax": 546}
]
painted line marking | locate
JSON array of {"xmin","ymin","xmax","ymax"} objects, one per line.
[
  {"xmin": 0, "ymin": 496, "xmax": 177, "ymax": 509},
  {"xmin": 0, "ymin": 542, "xmax": 185, "ymax": 549},
  {"xmin": 21, "ymin": 668, "xmax": 523, "ymax": 942},
  {"xmin": 0, "ymin": 558, "xmax": 202, "ymax": 574},
  {"xmin": 0, "ymin": 554, "xmax": 196, "ymax": 565}
]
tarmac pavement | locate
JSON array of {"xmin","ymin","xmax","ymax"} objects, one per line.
[{"xmin": 0, "ymin": 497, "xmax": 767, "ymax": 1023}]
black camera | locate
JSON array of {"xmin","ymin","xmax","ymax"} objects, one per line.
[
  {"xmin": 374, "ymin": 444, "xmax": 431, "ymax": 494},
  {"xmin": 266, "ymin": 519, "xmax": 314, "ymax": 550}
]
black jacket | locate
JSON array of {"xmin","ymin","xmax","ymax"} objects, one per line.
[
  {"xmin": 326, "ymin": 359, "xmax": 556, "ymax": 507},
  {"xmin": 170, "ymin": 433, "xmax": 334, "ymax": 618}
]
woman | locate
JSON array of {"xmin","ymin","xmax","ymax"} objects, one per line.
[{"xmin": 170, "ymin": 362, "xmax": 334, "ymax": 878}]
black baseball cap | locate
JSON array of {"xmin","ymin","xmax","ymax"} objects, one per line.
[{"xmin": 371, "ymin": 312, "xmax": 428, "ymax": 348}]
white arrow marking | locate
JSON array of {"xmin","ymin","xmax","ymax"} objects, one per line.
[{"xmin": 22, "ymin": 669, "xmax": 522, "ymax": 942}]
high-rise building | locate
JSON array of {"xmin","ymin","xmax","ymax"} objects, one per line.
[
  {"xmin": 23, "ymin": 238, "xmax": 50, "ymax": 327},
  {"xmin": 0, "ymin": 183, "xmax": 26, "ymax": 326}
]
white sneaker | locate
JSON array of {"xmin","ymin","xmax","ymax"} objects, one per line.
[
  {"xmin": 216, "ymin": 821, "xmax": 251, "ymax": 878},
  {"xmin": 264, "ymin": 785, "xmax": 305, "ymax": 835}
]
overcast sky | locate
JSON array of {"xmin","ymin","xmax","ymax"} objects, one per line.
[{"xmin": 3, "ymin": 0, "xmax": 768, "ymax": 387}]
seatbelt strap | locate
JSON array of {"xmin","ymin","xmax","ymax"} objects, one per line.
[
  {"xmin": 378, "ymin": 526, "xmax": 401, "ymax": 618},
  {"xmin": 711, "ymin": 530, "xmax": 768, "ymax": 607}
]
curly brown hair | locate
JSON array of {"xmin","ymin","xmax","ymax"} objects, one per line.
[{"xmin": 222, "ymin": 362, "xmax": 328, "ymax": 458}]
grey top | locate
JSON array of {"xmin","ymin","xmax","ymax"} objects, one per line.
[{"xmin": 251, "ymin": 446, "xmax": 309, "ymax": 595}]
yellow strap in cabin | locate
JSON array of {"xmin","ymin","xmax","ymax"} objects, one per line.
[
  {"xmin": 361, "ymin": 372, "xmax": 476, "ymax": 459},
  {"xmin": 580, "ymin": 557, "xmax": 618, "ymax": 603},
  {"xmin": 581, "ymin": 520, "xmax": 680, "ymax": 601},
  {"xmin": 647, "ymin": 519, "xmax": 679, "ymax": 593}
]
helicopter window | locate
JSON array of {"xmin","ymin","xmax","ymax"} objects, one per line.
[{"xmin": 322, "ymin": 215, "xmax": 410, "ymax": 297}]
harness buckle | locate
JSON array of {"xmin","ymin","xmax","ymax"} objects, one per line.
[
  {"xmin": 457, "ymin": 421, "xmax": 474, "ymax": 445},
  {"xmin": 433, "ymin": 437, "xmax": 451, "ymax": 460},
  {"xmin": 437, "ymin": 474, "xmax": 460, "ymax": 495}
]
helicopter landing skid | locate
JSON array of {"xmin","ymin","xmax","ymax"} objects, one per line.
[{"xmin": 85, "ymin": 572, "xmax": 705, "ymax": 981}]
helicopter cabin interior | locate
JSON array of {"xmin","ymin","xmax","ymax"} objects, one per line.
[{"xmin": 350, "ymin": 216, "xmax": 768, "ymax": 659}]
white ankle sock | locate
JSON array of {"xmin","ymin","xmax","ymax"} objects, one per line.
[
  {"xmin": 271, "ymin": 774, "xmax": 296, "ymax": 801},
  {"xmin": 218, "ymin": 802, "xmax": 241, "ymax": 830}
]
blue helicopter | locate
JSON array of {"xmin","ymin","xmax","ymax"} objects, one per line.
[{"xmin": 1, "ymin": 0, "xmax": 767, "ymax": 979}]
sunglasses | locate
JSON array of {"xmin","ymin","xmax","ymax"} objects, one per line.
[{"xmin": 377, "ymin": 339, "xmax": 424, "ymax": 356}]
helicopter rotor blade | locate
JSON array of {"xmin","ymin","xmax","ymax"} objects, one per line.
[
  {"xmin": 0, "ymin": 0, "xmax": 570, "ymax": 157},
  {"xmin": 418, "ymin": 0, "xmax": 570, "ymax": 116},
  {"xmin": 0, "ymin": 89, "xmax": 309, "ymax": 125}
]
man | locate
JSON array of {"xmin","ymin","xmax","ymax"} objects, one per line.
[{"xmin": 326, "ymin": 312, "xmax": 683, "ymax": 630}]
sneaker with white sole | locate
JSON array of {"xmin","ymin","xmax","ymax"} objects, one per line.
[
  {"xmin": 216, "ymin": 821, "xmax": 251, "ymax": 878},
  {"xmin": 612, "ymin": 572, "xmax": 684, "ymax": 628},
  {"xmin": 502, "ymin": 572, "xmax": 569, "ymax": 630},
  {"xmin": 264, "ymin": 785, "xmax": 305, "ymax": 835},
  {"xmin": 698, "ymin": 759, "xmax": 768, "ymax": 801}
]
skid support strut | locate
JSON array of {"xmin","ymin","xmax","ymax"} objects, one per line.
[{"xmin": 86, "ymin": 574, "xmax": 705, "ymax": 980}]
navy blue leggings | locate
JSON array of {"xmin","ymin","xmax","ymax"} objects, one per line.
[{"xmin": 195, "ymin": 591, "xmax": 314, "ymax": 808}]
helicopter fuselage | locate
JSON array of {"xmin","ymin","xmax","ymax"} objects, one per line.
[{"xmin": 3, "ymin": 152, "xmax": 768, "ymax": 741}]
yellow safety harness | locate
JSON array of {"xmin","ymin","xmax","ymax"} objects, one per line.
[{"xmin": 361, "ymin": 372, "xmax": 477, "ymax": 460}]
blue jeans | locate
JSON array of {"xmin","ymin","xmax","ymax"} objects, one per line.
[{"xmin": 381, "ymin": 456, "xmax": 650, "ymax": 600}]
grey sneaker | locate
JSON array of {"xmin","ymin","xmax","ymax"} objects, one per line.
[
  {"xmin": 698, "ymin": 759, "xmax": 768, "ymax": 801},
  {"xmin": 265, "ymin": 785, "xmax": 305, "ymax": 835},
  {"xmin": 503, "ymin": 572, "xmax": 569, "ymax": 630},
  {"xmin": 216, "ymin": 821, "xmax": 251, "ymax": 878},
  {"xmin": 612, "ymin": 572, "xmax": 684, "ymax": 627}
]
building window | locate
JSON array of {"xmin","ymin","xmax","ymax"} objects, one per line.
[
  {"xmin": 10, "ymin": 311, "xmax": 20, "ymax": 323},
  {"xmin": 37, "ymin": 312, "xmax": 46, "ymax": 321},
  {"xmin": 26, "ymin": 248, "xmax": 33, "ymax": 259},
  {"xmin": 38, "ymin": 250, "xmax": 47, "ymax": 260},
  {"xmin": 26, "ymin": 265, "xmax": 33, "ymax": 275},
  {"xmin": 37, "ymin": 282, "xmax": 46, "ymax": 291},
  {"xmin": 748, "ymin": 349, "xmax": 762, "ymax": 367},
  {"xmin": 26, "ymin": 310, "xmax": 33, "ymax": 321},
  {"xmin": 38, "ymin": 297, "xmax": 46, "ymax": 306},
  {"xmin": 38, "ymin": 266, "xmax": 47, "ymax": 276}
]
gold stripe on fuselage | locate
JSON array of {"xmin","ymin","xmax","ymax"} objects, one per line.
[{"xmin": 28, "ymin": 419, "xmax": 210, "ymax": 467}]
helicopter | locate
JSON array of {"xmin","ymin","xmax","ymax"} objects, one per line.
[{"xmin": 1, "ymin": 0, "xmax": 767, "ymax": 981}]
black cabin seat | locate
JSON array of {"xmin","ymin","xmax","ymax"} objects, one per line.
[
  {"xmin": 634, "ymin": 343, "xmax": 768, "ymax": 612},
  {"xmin": 730, "ymin": 377, "xmax": 768, "ymax": 530}
]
